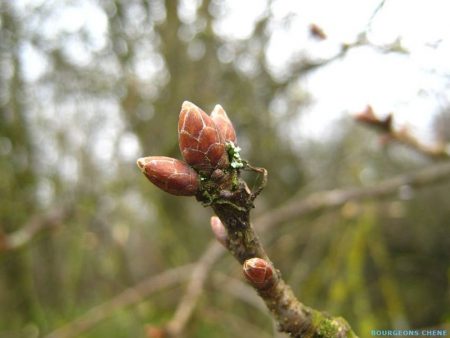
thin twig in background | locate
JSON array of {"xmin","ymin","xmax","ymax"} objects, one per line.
[
  {"xmin": 0, "ymin": 206, "xmax": 71, "ymax": 252},
  {"xmin": 297, "ymin": 27, "xmax": 407, "ymax": 76},
  {"xmin": 200, "ymin": 306, "xmax": 273, "ymax": 338},
  {"xmin": 354, "ymin": 105, "xmax": 450, "ymax": 160},
  {"xmin": 212, "ymin": 272, "xmax": 266, "ymax": 314},
  {"xmin": 256, "ymin": 160, "xmax": 450, "ymax": 231},
  {"xmin": 45, "ymin": 264, "xmax": 194, "ymax": 338},
  {"xmin": 161, "ymin": 242, "xmax": 224, "ymax": 337}
]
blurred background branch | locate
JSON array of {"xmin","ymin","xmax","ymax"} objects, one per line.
[
  {"xmin": 354, "ymin": 105, "xmax": 450, "ymax": 160},
  {"xmin": 46, "ymin": 264, "xmax": 194, "ymax": 338},
  {"xmin": 0, "ymin": 206, "xmax": 72, "ymax": 252}
]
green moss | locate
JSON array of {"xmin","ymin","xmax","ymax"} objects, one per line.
[
  {"xmin": 316, "ymin": 318, "xmax": 339, "ymax": 337},
  {"xmin": 312, "ymin": 312, "xmax": 357, "ymax": 338},
  {"xmin": 230, "ymin": 170, "xmax": 239, "ymax": 189}
]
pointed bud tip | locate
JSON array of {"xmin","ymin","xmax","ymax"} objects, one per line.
[
  {"xmin": 211, "ymin": 104, "xmax": 226, "ymax": 117},
  {"xmin": 182, "ymin": 100, "xmax": 196, "ymax": 111},
  {"xmin": 136, "ymin": 157, "xmax": 147, "ymax": 171}
]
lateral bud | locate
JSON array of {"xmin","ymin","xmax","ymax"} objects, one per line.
[
  {"xmin": 243, "ymin": 257, "xmax": 275, "ymax": 290},
  {"xmin": 210, "ymin": 216, "xmax": 228, "ymax": 247},
  {"xmin": 146, "ymin": 325, "xmax": 166, "ymax": 338},
  {"xmin": 309, "ymin": 23, "xmax": 327, "ymax": 40},
  {"xmin": 211, "ymin": 104, "xmax": 237, "ymax": 145},
  {"xmin": 137, "ymin": 156, "xmax": 199, "ymax": 196},
  {"xmin": 354, "ymin": 105, "xmax": 392, "ymax": 132}
]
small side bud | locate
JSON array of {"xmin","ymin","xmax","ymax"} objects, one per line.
[
  {"xmin": 309, "ymin": 23, "xmax": 327, "ymax": 40},
  {"xmin": 178, "ymin": 101, "xmax": 228, "ymax": 173},
  {"xmin": 354, "ymin": 105, "xmax": 393, "ymax": 132},
  {"xmin": 146, "ymin": 325, "xmax": 165, "ymax": 338},
  {"xmin": 210, "ymin": 216, "xmax": 227, "ymax": 247},
  {"xmin": 211, "ymin": 104, "xmax": 237, "ymax": 144},
  {"xmin": 243, "ymin": 257, "xmax": 275, "ymax": 290},
  {"xmin": 137, "ymin": 156, "xmax": 199, "ymax": 196},
  {"xmin": 354, "ymin": 105, "xmax": 377, "ymax": 123}
]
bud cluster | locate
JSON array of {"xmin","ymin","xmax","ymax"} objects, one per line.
[{"xmin": 137, "ymin": 101, "xmax": 238, "ymax": 196}]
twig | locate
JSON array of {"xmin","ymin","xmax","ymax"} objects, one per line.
[
  {"xmin": 161, "ymin": 242, "xmax": 224, "ymax": 337},
  {"xmin": 212, "ymin": 272, "xmax": 267, "ymax": 313},
  {"xmin": 0, "ymin": 206, "xmax": 71, "ymax": 252},
  {"xmin": 354, "ymin": 105, "xmax": 450, "ymax": 160},
  {"xmin": 197, "ymin": 168, "xmax": 357, "ymax": 337},
  {"xmin": 293, "ymin": 28, "xmax": 407, "ymax": 77},
  {"xmin": 200, "ymin": 306, "xmax": 273, "ymax": 338},
  {"xmin": 256, "ymin": 160, "xmax": 450, "ymax": 231},
  {"xmin": 45, "ymin": 264, "xmax": 194, "ymax": 338}
]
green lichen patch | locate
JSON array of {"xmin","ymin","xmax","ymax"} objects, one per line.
[{"xmin": 226, "ymin": 141, "xmax": 244, "ymax": 169}]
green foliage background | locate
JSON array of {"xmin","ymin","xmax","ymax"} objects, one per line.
[{"xmin": 0, "ymin": 1, "xmax": 449, "ymax": 337}]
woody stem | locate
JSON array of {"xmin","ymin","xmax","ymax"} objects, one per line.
[{"xmin": 207, "ymin": 174, "xmax": 357, "ymax": 338}]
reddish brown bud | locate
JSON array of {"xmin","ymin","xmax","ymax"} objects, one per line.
[
  {"xmin": 178, "ymin": 101, "xmax": 228, "ymax": 173},
  {"xmin": 210, "ymin": 216, "xmax": 227, "ymax": 246},
  {"xmin": 309, "ymin": 23, "xmax": 327, "ymax": 40},
  {"xmin": 137, "ymin": 156, "xmax": 199, "ymax": 196},
  {"xmin": 211, "ymin": 104, "xmax": 237, "ymax": 144},
  {"xmin": 355, "ymin": 106, "xmax": 393, "ymax": 132},
  {"xmin": 354, "ymin": 105, "xmax": 377, "ymax": 123},
  {"xmin": 243, "ymin": 257, "xmax": 274, "ymax": 290},
  {"xmin": 146, "ymin": 325, "xmax": 165, "ymax": 338}
]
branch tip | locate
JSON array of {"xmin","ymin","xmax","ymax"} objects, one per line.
[{"xmin": 136, "ymin": 157, "xmax": 147, "ymax": 171}]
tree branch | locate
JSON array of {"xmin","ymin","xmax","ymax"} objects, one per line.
[
  {"xmin": 354, "ymin": 105, "xmax": 450, "ymax": 160},
  {"xmin": 256, "ymin": 161, "xmax": 450, "ymax": 231},
  {"xmin": 205, "ymin": 177, "xmax": 357, "ymax": 337}
]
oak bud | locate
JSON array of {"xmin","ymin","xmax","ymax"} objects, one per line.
[
  {"xmin": 146, "ymin": 325, "xmax": 165, "ymax": 338},
  {"xmin": 354, "ymin": 105, "xmax": 392, "ymax": 132},
  {"xmin": 210, "ymin": 216, "xmax": 228, "ymax": 247},
  {"xmin": 210, "ymin": 104, "xmax": 237, "ymax": 144},
  {"xmin": 178, "ymin": 101, "xmax": 228, "ymax": 173},
  {"xmin": 137, "ymin": 156, "xmax": 199, "ymax": 196},
  {"xmin": 309, "ymin": 23, "xmax": 327, "ymax": 40},
  {"xmin": 243, "ymin": 257, "xmax": 275, "ymax": 290}
]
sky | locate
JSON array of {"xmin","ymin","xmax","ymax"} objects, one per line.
[
  {"xmin": 213, "ymin": 0, "xmax": 450, "ymax": 144},
  {"xmin": 15, "ymin": 0, "xmax": 450, "ymax": 151}
]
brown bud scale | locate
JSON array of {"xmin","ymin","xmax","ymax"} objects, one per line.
[
  {"xmin": 137, "ymin": 156, "xmax": 199, "ymax": 196},
  {"xmin": 211, "ymin": 104, "xmax": 237, "ymax": 144},
  {"xmin": 178, "ymin": 101, "xmax": 228, "ymax": 173},
  {"xmin": 243, "ymin": 257, "xmax": 274, "ymax": 290}
]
